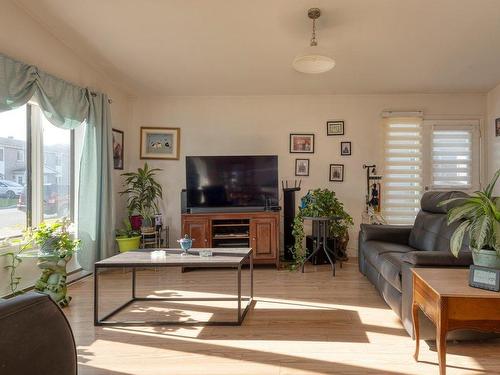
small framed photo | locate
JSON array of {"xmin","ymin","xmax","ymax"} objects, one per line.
[
  {"xmin": 140, "ymin": 127, "xmax": 180, "ymax": 160},
  {"xmin": 112, "ymin": 128, "xmax": 124, "ymax": 170},
  {"xmin": 295, "ymin": 159, "xmax": 310, "ymax": 176},
  {"xmin": 496, "ymin": 118, "xmax": 500, "ymax": 137},
  {"xmin": 327, "ymin": 120, "xmax": 344, "ymax": 136},
  {"xmin": 340, "ymin": 141, "xmax": 352, "ymax": 156},
  {"xmin": 329, "ymin": 164, "xmax": 344, "ymax": 182},
  {"xmin": 290, "ymin": 134, "xmax": 314, "ymax": 153}
]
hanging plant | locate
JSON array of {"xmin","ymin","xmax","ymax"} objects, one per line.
[{"xmin": 291, "ymin": 189, "xmax": 353, "ymax": 268}]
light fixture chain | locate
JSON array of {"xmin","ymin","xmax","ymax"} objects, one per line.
[{"xmin": 311, "ymin": 18, "xmax": 317, "ymax": 46}]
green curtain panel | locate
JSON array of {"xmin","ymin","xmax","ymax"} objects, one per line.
[
  {"xmin": 0, "ymin": 53, "xmax": 115, "ymax": 270},
  {"xmin": 77, "ymin": 92, "xmax": 115, "ymax": 269}
]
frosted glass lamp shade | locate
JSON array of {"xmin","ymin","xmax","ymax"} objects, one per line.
[{"xmin": 292, "ymin": 53, "xmax": 335, "ymax": 74}]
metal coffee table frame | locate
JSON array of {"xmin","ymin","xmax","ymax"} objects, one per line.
[{"xmin": 94, "ymin": 250, "xmax": 253, "ymax": 326}]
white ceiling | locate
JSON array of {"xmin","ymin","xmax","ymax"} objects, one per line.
[{"xmin": 13, "ymin": 0, "xmax": 500, "ymax": 96}]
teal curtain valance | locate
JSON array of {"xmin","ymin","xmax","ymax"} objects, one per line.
[
  {"xmin": 0, "ymin": 52, "xmax": 115, "ymax": 271},
  {"xmin": 0, "ymin": 53, "xmax": 88, "ymax": 129}
]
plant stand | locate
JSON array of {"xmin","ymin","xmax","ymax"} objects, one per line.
[{"xmin": 301, "ymin": 216, "xmax": 340, "ymax": 276}]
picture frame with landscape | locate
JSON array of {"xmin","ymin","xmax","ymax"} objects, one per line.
[{"xmin": 140, "ymin": 127, "xmax": 180, "ymax": 160}]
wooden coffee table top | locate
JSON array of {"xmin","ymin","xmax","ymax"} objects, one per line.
[
  {"xmin": 412, "ymin": 268, "xmax": 500, "ymax": 298},
  {"xmin": 96, "ymin": 248, "xmax": 252, "ymax": 267}
]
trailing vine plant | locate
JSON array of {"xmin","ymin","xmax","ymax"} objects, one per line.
[{"xmin": 291, "ymin": 189, "xmax": 354, "ymax": 268}]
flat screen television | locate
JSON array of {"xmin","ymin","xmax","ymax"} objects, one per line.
[{"xmin": 186, "ymin": 155, "xmax": 279, "ymax": 211}]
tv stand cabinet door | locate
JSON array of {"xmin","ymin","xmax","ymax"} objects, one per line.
[
  {"xmin": 182, "ymin": 217, "xmax": 210, "ymax": 248},
  {"xmin": 250, "ymin": 218, "xmax": 277, "ymax": 261}
]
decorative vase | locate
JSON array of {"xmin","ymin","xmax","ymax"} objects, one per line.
[
  {"xmin": 472, "ymin": 249, "xmax": 500, "ymax": 269},
  {"xmin": 116, "ymin": 235, "xmax": 141, "ymax": 252},
  {"xmin": 177, "ymin": 235, "xmax": 193, "ymax": 256}
]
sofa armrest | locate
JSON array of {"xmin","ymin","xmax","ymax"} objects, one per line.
[
  {"xmin": 402, "ymin": 250, "xmax": 473, "ymax": 267},
  {"xmin": 359, "ymin": 224, "xmax": 412, "ymax": 245}
]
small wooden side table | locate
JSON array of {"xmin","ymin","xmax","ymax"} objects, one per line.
[{"xmin": 411, "ymin": 268, "xmax": 500, "ymax": 375}]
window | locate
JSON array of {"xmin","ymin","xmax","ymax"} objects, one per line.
[
  {"xmin": 383, "ymin": 118, "xmax": 480, "ymax": 225},
  {"xmin": 424, "ymin": 120, "xmax": 480, "ymax": 191},
  {"xmin": 382, "ymin": 119, "xmax": 423, "ymax": 225},
  {"xmin": 0, "ymin": 103, "xmax": 75, "ymax": 238},
  {"xmin": 0, "ymin": 148, "xmax": 4, "ymax": 161},
  {"xmin": 0, "ymin": 106, "xmax": 28, "ymax": 238}
]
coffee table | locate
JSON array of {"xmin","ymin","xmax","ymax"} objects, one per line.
[
  {"xmin": 94, "ymin": 248, "xmax": 253, "ymax": 326},
  {"xmin": 412, "ymin": 268, "xmax": 500, "ymax": 375}
]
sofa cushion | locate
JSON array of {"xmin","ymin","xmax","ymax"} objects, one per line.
[
  {"xmin": 409, "ymin": 191, "xmax": 469, "ymax": 252},
  {"xmin": 364, "ymin": 240, "xmax": 414, "ymax": 269},
  {"xmin": 378, "ymin": 252, "xmax": 406, "ymax": 292}
]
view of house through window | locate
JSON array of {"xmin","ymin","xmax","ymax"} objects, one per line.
[
  {"xmin": 42, "ymin": 116, "xmax": 72, "ymax": 221},
  {"xmin": 0, "ymin": 104, "xmax": 74, "ymax": 238},
  {"xmin": 0, "ymin": 106, "xmax": 27, "ymax": 238}
]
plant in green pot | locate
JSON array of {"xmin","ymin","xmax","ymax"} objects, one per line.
[
  {"xmin": 115, "ymin": 219, "xmax": 141, "ymax": 252},
  {"xmin": 440, "ymin": 169, "xmax": 500, "ymax": 269},
  {"xmin": 120, "ymin": 163, "xmax": 163, "ymax": 232}
]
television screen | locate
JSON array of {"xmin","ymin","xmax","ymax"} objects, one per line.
[{"xmin": 186, "ymin": 155, "xmax": 278, "ymax": 209}]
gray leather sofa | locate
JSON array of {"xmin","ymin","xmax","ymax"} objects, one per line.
[
  {"xmin": 359, "ymin": 191, "xmax": 473, "ymax": 339},
  {"xmin": 0, "ymin": 291, "xmax": 77, "ymax": 375}
]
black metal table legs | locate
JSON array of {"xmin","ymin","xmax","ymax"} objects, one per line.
[
  {"xmin": 94, "ymin": 254, "xmax": 254, "ymax": 326},
  {"xmin": 301, "ymin": 218, "xmax": 338, "ymax": 276}
]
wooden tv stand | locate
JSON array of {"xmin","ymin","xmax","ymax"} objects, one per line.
[{"xmin": 181, "ymin": 211, "xmax": 280, "ymax": 267}]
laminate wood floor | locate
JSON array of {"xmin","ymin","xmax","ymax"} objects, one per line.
[{"xmin": 65, "ymin": 260, "xmax": 500, "ymax": 375}]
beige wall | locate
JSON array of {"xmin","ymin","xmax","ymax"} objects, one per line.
[
  {"xmin": 128, "ymin": 94, "xmax": 485, "ymax": 256},
  {"xmin": 486, "ymin": 83, "xmax": 500, "ymax": 196},
  {"xmin": 0, "ymin": 0, "xmax": 132, "ymax": 296}
]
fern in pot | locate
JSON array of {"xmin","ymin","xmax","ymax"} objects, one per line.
[{"xmin": 440, "ymin": 169, "xmax": 500, "ymax": 269}]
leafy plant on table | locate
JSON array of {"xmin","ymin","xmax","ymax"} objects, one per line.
[
  {"xmin": 439, "ymin": 169, "xmax": 500, "ymax": 257},
  {"xmin": 291, "ymin": 189, "xmax": 353, "ymax": 268}
]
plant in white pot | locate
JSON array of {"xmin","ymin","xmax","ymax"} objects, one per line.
[
  {"xmin": 120, "ymin": 163, "xmax": 163, "ymax": 232},
  {"xmin": 440, "ymin": 169, "xmax": 500, "ymax": 269}
]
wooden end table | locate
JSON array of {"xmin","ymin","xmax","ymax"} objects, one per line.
[{"xmin": 411, "ymin": 268, "xmax": 500, "ymax": 375}]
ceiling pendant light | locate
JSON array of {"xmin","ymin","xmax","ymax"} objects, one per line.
[{"xmin": 292, "ymin": 8, "xmax": 335, "ymax": 74}]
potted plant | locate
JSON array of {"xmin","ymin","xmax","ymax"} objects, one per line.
[
  {"xmin": 3, "ymin": 218, "xmax": 79, "ymax": 306},
  {"xmin": 115, "ymin": 219, "xmax": 141, "ymax": 252},
  {"xmin": 291, "ymin": 189, "xmax": 353, "ymax": 268},
  {"xmin": 120, "ymin": 163, "xmax": 163, "ymax": 231},
  {"xmin": 440, "ymin": 169, "xmax": 500, "ymax": 269}
]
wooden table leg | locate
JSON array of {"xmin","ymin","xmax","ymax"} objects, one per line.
[
  {"xmin": 412, "ymin": 302, "xmax": 420, "ymax": 361},
  {"xmin": 437, "ymin": 312, "xmax": 448, "ymax": 375}
]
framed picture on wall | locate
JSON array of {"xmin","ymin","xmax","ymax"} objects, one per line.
[
  {"xmin": 295, "ymin": 159, "xmax": 310, "ymax": 176},
  {"xmin": 112, "ymin": 128, "xmax": 124, "ymax": 170},
  {"xmin": 496, "ymin": 118, "xmax": 500, "ymax": 137},
  {"xmin": 340, "ymin": 141, "xmax": 351, "ymax": 156},
  {"xmin": 140, "ymin": 127, "xmax": 180, "ymax": 160},
  {"xmin": 327, "ymin": 120, "xmax": 344, "ymax": 136},
  {"xmin": 290, "ymin": 134, "xmax": 315, "ymax": 153},
  {"xmin": 329, "ymin": 164, "xmax": 344, "ymax": 182}
]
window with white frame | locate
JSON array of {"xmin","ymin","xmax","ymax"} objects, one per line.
[
  {"xmin": 0, "ymin": 103, "xmax": 75, "ymax": 239},
  {"xmin": 383, "ymin": 118, "xmax": 480, "ymax": 225}
]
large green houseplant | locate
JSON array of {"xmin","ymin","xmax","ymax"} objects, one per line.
[
  {"xmin": 440, "ymin": 169, "xmax": 500, "ymax": 269},
  {"xmin": 291, "ymin": 189, "xmax": 353, "ymax": 268},
  {"xmin": 120, "ymin": 163, "xmax": 163, "ymax": 230}
]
